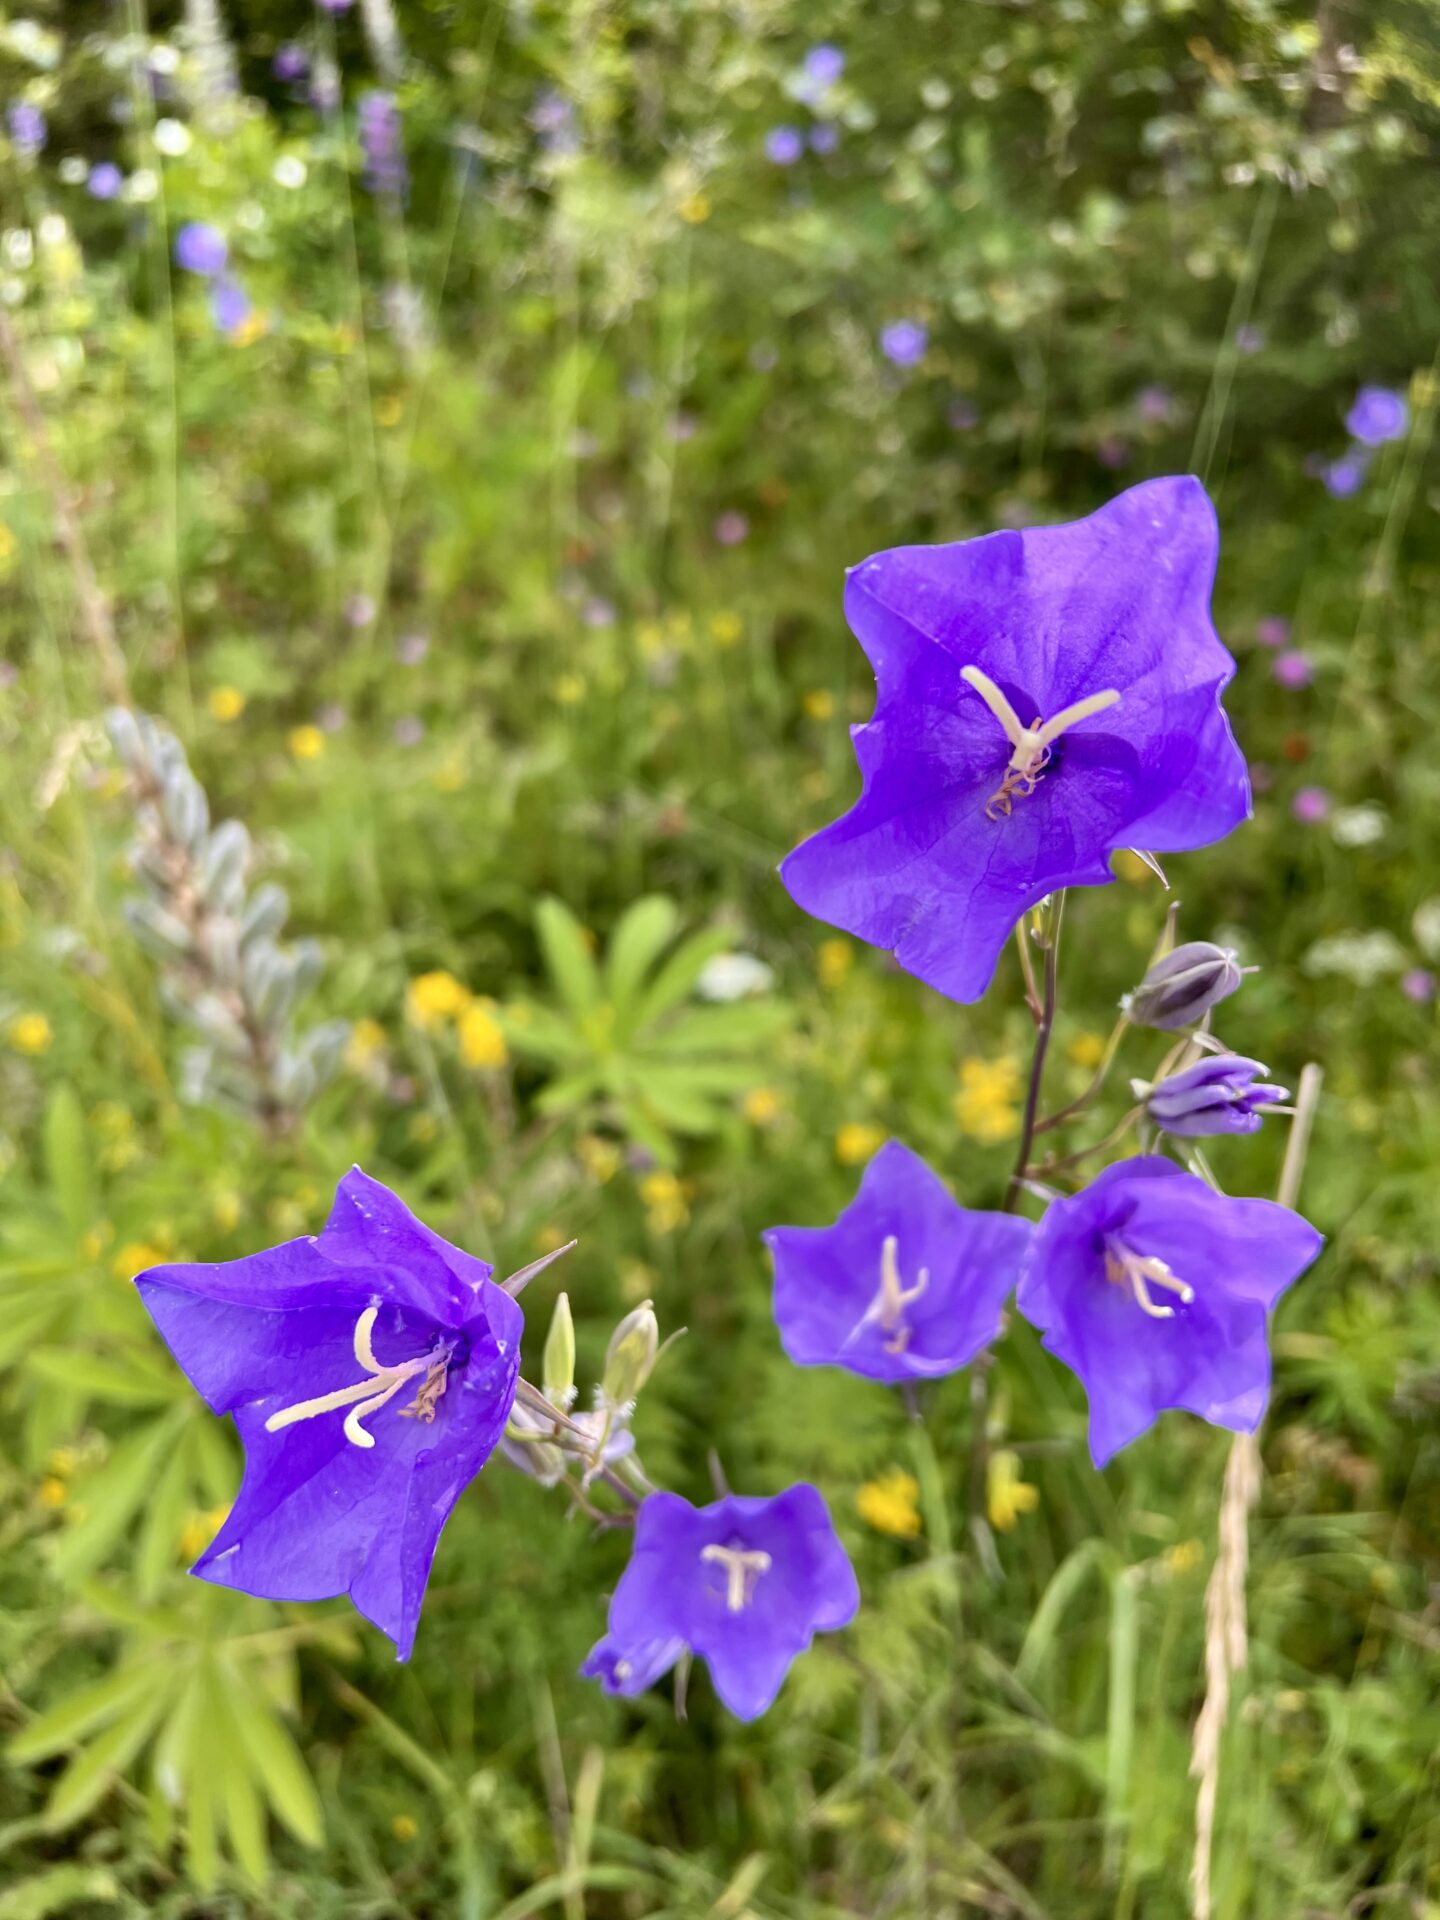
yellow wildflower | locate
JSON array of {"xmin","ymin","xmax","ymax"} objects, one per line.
[
  {"xmin": 742, "ymin": 1086, "xmax": 780, "ymax": 1127},
  {"xmin": 677, "ymin": 189, "xmax": 711, "ymax": 224},
  {"xmin": 230, "ymin": 310, "xmax": 267, "ymax": 349},
  {"xmin": 0, "ymin": 523, "xmax": 15, "ymax": 562},
  {"xmin": 433, "ymin": 753, "xmax": 466, "ymax": 793},
  {"xmin": 986, "ymin": 1449, "xmax": 1039, "ymax": 1532},
  {"xmin": 954, "ymin": 1056, "xmax": 1022, "ymax": 1146},
  {"xmin": 80, "ymin": 1221, "xmax": 114, "ymax": 1262},
  {"xmin": 8, "ymin": 1012, "xmax": 52, "ymax": 1054},
  {"xmin": 1067, "ymin": 1030, "xmax": 1105, "ymax": 1069},
  {"xmin": 1163, "ymin": 1537, "xmax": 1204, "ymax": 1577},
  {"xmin": 578, "ymin": 1134, "xmax": 623, "ymax": 1183},
  {"xmin": 803, "ymin": 688, "xmax": 836, "ymax": 722},
  {"xmin": 47, "ymin": 1447, "xmax": 79, "ymax": 1479},
  {"xmin": 818, "ymin": 937, "xmax": 853, "ymax": 989},
  {"xmin": 207, "ymin": 685, "xmax": 246, "ymax": 723},
  {"xmin": 641, "ymin": 1170, "xmax": 689, "ymax": 1233},
  {"xmin": 37, "ymin": 1477, "xmax": 67, "ymax": 1511},
  {"xmin": 113, "ymin": 1242, "xmax": 167, "ymax": 1281},
  {"xmin": 346, "ymin": 1017, "xmax": 388, "ymax": 1068},
  {"xmin": 835, "ymin": 1122, "xmax": 884, "ymax": 1166},
  {"xmin": 288, "ymin": 724, "xmax": 325, "ymax": 761},
  {"xmin": 535, "ymin": 1224, "xmax": 569, "ymax": 1255},
  {"xmin": 458, "ymin": 999, "xmax": 507, "ymax": 1070},
  {"xmin": 619, "ymin": 1259, "xmax": 656, "ymax": 1302},
  {"xmin": 376, "ymin": 393, "xmax": 404, "ymax": 427},
  {"xmin": 554, "ymin": 673, "xmax": 586, "ymax": 705},
  {"xmin": 391, "ymin": 1813, "xmax": 419, "ymax": 1843},
  {"xmin": 636, "ymin": 620, "xmax": 665, "ymax": 659},
  {"xmin": 709, "ymin": 611, "xmax": 742, "ymax": 647},
  {"xmin": 212, "ymin": 1190, "xmax": 242, "ymax": 1233},
  {"xmin": 857, "ymin": 1468, "xmax": 922, "ymax": 1539},
  {"xmin": 178, "ymin": 1504, "xmax": 230, "ymax": 1561},
  {"xmin": 406, "ymin": 970, "xmax": 471, "ymax": 1029}
]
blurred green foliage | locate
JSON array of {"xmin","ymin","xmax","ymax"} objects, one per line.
[{"xmin": 2, "ymin": 0, "xmax": 1439, "ymax": 1914}]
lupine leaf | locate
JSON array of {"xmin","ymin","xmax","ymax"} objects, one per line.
[{"xmin": 535, "ymin": 898, "xmax": 602, "ymax": 1016}]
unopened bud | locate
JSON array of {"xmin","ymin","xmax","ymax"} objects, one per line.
[
  {"xmin": 601, "ymin": 1301, "xmax": 659, "ymax": 1408},
  {"xmin": 1125, "ymin": 941, "xmax": 1243, "ymax": 1032},
  {"xmin": 542, "ymin": 1292, "xmax": 576, "ymax": 1411}
]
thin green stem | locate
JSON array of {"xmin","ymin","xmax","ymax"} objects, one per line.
[{"xmin": 1007, "ymin": 894, "xmax": 1065, "ymax": 1212}]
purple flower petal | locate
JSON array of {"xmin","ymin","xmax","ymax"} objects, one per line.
[{"xmin": 1145, "ymin": 1054, "xmax": 1287, "ymax": 1137}]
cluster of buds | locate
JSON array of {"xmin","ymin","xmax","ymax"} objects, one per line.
[
  {"xmin": 1124, "ymin": 938, "xmax": 1289, "ymax": 1140},
  {"xmin": 106, "ymin": 708, "xmax": 348, "ymax": 1130}
]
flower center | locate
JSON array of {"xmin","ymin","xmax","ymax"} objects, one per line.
[
  {"xmin": 860, "ymin": 1234, "xmax": 930, "ymax": 1355},
  {"xmin": 960, "ymin": 665, "xmax": 1121, "ymax": 821},
  {"xmin": 1103, "ymin": 1239, "xmax": 1194, "ymax": 1320},
  {"xmin": 264, "ymin": 1306, "xmax": 454, "ymax": 1450},
  {"xmin": 700, "ymin": 1542, "xmax": 773, "ymax": 1612}
]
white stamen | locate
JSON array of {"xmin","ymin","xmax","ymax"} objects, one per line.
[
  {"xmin": 264, "ymin": 1305, "xmax": 441, "ymax": 1449},
  {"xmin": 1104, "ymin": 1243, "xmax": 1195, "ymax": 1320},
  {"xmin": 701, "ymin": 1542, "xmax": 773, "ymax": 1612},
  {"xmin": 961, "ymin": 664, "xmax": 1122, "ymax": 821}
]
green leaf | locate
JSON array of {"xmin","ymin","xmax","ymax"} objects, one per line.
[
  {"xmin": 209, "ymin": 1666, "xmax": 270, "ymax": 1885},
  {"xmin": 499, "ymin": 1002, "xmax": 590, "ymax": 1063},
  {"xmin": 633, "ymin": 928, "xmax": 734, "ymax": 1027},
  {"xmin": 0, "ymin": 1864, "xmax": 121, "ymax": 1920},
  {"xmin": 224, "ymin": 1663, "xmax": 324, "ymax": 1849},
  {"xmin": 646, "ymin": 1001, "xmax": 792, "ymax": 1055},
  {"xmin": 535, "ymin": 897, "xmax": 602, "ymax": 1017},
  {"xmin": 604, "ymin": 895, "xmax": 680, "ymax": 1024},
  {"xmin": 135, "ymin": 1436, "xmax": 195, "ymax": 1600},
  {"xmin": 634, "ymin": 1082, "xmax": 722, "ymax": 1136},
  {"xmin": 25, "ymin": 1347, "xmax": 177, "ymax": 1408},
  {"xmin": 43, "ymin": 1086, "xmax": 93, "ymax": 1242},
  {"xmin": 50, "ymin": 1409, "xmax": 187, "ymax": 1582},
  {"xmin": 10, "ymin": 1661, "xmax": 157, "ymax": 1764},
  {"xmin": 44, "ymin": 1684, "xmax": 171, "ymax": 1830}
]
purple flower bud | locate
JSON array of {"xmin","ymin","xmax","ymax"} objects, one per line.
[
  {"xmin": 1345, "ymin": 384, "xmax": 1408, "ymax": 448},
  {"xmin": 87, "ymin": 162, "xmax": 124, "ymax": 201},
  {"xmin": 764, "ymin": 125, "xmax": 805, "ymax": 166},
  {"xmin": 880, "ymin": 319, "xmax": 928, "ymax": 368},
  {"xmin": 1136, "ymin": 383, "xmax": 1173, "ymax": 424},
  {"xmin": 1145, "ymin": 1054, "xmax": 1287, "ymax": 1138},
  {"xmin": 174, "ymin": 221, "xmax": 228, "ymax": 277},
  {"xmin": 316, "ymin": 0, "xmax": 354, "ymax": 12},
  {"xmin": 1127, "ymin": 941, "xmax": 1244, "ymax": 1032},
  {"xmin": 8, "ymin": 103, "xmax": 46, "ymax": 158}
]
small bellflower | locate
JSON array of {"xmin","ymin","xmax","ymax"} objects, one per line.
[
  {"xmin": 764, "ymin": 1138, "xmax": 1032, "ymax": 1383},
  {"xmin": 1345, "ymin": 384, "xmax": 1408, "ymax": 448},
  {"xmin": 135, "ymin": 1169, "xmax": 524, "ymax": 1659},
  {"xmin": 1016, "ymin": 1158, "xmax": 1321, "ymax": 1466},
  {"xmin": 583, "ymin": 1485, "xmax": 859, "ymax": 1720},
  {"xmin": 1143, "ymin": 1054, "xmax": 1288, "ymax": 1137}
]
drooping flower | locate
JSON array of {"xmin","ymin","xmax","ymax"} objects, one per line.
[
  {"xmin": 764, "ymin": 1138, "xmax": 1032, "ymax": 1383},
  {"xmin": 879, "ymin": 319, "xmax": 928, "ymax": 367},
  {"xmin": 780, "ymin": 478, "xmax": 1251, "ymax": 1004},
  {"xmin": 1016, "ymin": 1157, "xmax": 1321, "ymax": 1466},
  {"xmin": 134, "ymin": 1169, "xmax": 524, "ymax": 1658},
  {"xmin": 174, "ymin": 221, "xmax": 228, "ymax": 277},
  {"xmin": 582, "ymin": 1484, "xmax": 858, "ymax": 1719},
  {"xmin": 1345, "ymin": 384, "xmax": 1408, "ymax": 447},
  {"xmin": 1144, "ymin": 1054, "xmax": 1287, "ymax": 1137},
  {"xmin": 1126, "ymin": 940, "xmax": 1243, "ymax": 1032}
]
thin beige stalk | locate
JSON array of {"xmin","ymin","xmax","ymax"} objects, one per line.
[{"xmin": 1190, "ymin": 1062, "xmax": 1323, "ymax": 1919}]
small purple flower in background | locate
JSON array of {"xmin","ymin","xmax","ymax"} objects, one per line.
[
  {"xmin": 1292, "ymin": 785, "xmax": 1330, "ymax": 824},
  {"xmin": 583, "ymin": 1484, "xmax": 859, "ymax": 1719},
  {"xmin": 173, "ymin": 221, "xmax": 228, "ymax": 277},
  {"xmin": 530, "ymin": 88, "xmax": 579, "ymax": 158},
  {"xmin": 87, "ymin": 162, "xmax": 124, "ymax": 201},
  {"xmin": 801, "ymin": 44, "xmax": 846, "ymax": 94},
  {"xmin": 211, "ymin": 279, "xmax": 252, "ymax": 337},
  {"xmin": 1272, "ymin": 649, "xmax": 1313, "ymax": 689},
  {"xmin": 1402, "ymin": 968, "xmax": 1436, "ymax": 1003},
  {"xmin": 1345, "ymin": 384, "xmax": 1408, "ymax": 447},
  {"xmin": 7, "ymin": 103, "xmax": 46, "ymax": 158},
  {"xmin": 392, "ymin": 716, "xmax": 424, "ymax": 747},
  {"xmin": 134, "ymin": 1169, "xmax": 524, "ymax": 1659},
  {"xmin": 714, "ymin": 510, "xmax": 750, "ymax": 547},
  {"xmin": 274, "ymin": 42, "xmax": 310, "ymax": 82},
  {"xmin": 765, "ymin": 1138, "xmax": 1031, "ymax": 1383},
  {"xmin": 665, "ymin": 411, "xmax": 697, "ymax": 443},
  {"xmin": 582, "ymin": 596, "xmax": 616, "ymax": 629},
  {"xmin": 764, "ymin": 125, "xmax": 805, "ymax": 166},
  {"xmin": 809, "ymin": 123, "xmax": 840, "ymax": 155},
  {"xmin": 1144, "ymin": 1055, "xmax": 1288, "ymax": 1138},
  {"xmin": 316, "ymin": 0, "xmax": 354, "ymax": 12},
  {"xmin": 1234, "ymin": 324, "xmax": 1265, "ymax": 355},
  {"xmin": 781, "ymin": 477, "xmax": 1251, "ymax": 1005},
  {"xmin": 396, "ymin": 632, "xmax": 429, "ymax": 665},
  {"xmin": 1016, "ymin": 1157, "xmax": 1321, "ymax": 1466},
  {"xmin": 359, "ymin": 90, "xmax": 407, "ymax": 199},
  {"xmin": 1096, "ymin": 435, "xmax": 1132, "ymax": 470},
  {"xmin": 1256, "ymin": 616, "xmax": 1289, "ymax": 648},
  {"xmin": 1323, "ymin": 451, "xmax": 1369, "ymax": 499},
  {"xmin": 880, "ymin": 320, "xmax": 928, "ymax": 368},
  {"xmin": 948, "ymin": 396, "xmax": 980, "ymax": 431},
  {"xmin": 317, "ymin": 701, "xmax": 347, "ymax": 733},
  {"xmin": 346, "ymin": 592, "xmax": 377, "ymax": 628},
  {"xmin": 1136, "ymin": 384, "xmax": 1174, "ymax": 424}
]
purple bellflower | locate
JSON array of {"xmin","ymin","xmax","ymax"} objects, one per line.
[
  {"xmin": 582, "ymin": 1484, "xmax": 858, "ymax": 1720},
  {"xmin": 1345, "ymin": 385, "xmax": 1408, "ymax": 447},
  {"xmin": 880, "ymin": 319, "xmax": 928, "ymax": 367},
  {"xmin": 174, "ymin": 221, "xmax": 228, "ymax": 277},
  {"xmin": 764, "ymin": 1138, "xmax": 1031, "ymax": 1382},
  {"xmin": 87, "ymin": 162, "xmax": 124, "ymax": 200},
  {"xmin": 135, "ymin": 1169, "xmax": 523, "ymax": 1659},
  {"xmin": 780, "ymin": 478, "xmax": 1251, "ymax": 1004},
  {"xmin": 764, "ymin": 125, "xmax": 805, "ymax": 165},
  {"xmin": 1144, "ymin": 1054, "xmax": 1287, "ymax": 1137},
  {"xmin": 8, "ymin": 103, "xmax": 46, "ymax": 158},
  {"xmin": 1016, "ymin": 1158, "xmax": 1321, "ymax": 1466},
  {"xmin": 359, "ymin": 89, "xmax": 407, "ymax": 199},
  {"xmin": 1323, "ymin": 451, "xmax": 1369, "ymax": 498}
]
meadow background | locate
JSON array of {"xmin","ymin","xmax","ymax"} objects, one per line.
[{"xmin": 2, "ymin": 2, "xmax": 1440, "ymax": 1915}]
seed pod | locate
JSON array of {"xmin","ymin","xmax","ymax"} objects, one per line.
[
  {"xmin": 1126, "ymin": 941, "xmax": 1243, "ymax": 1032},
  {"xmin": 601, "ymin": 1302, "xmax": 659, "ymax": 1408},
  {"xmin": 542, "ymin": 1292, "xmax": 576, "ymax": 1411}
]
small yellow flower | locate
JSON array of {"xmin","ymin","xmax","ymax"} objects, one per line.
[
  {"xmin": 391, "ymin": 1813, "xmax": 419, "ymax": 1843},
  {"xmin": 641, "ymin": 1169, "xmax": 689, "ymax": 1233},
  {"xmin": 742, "ymin": 1086, "xmax": 780, "ymax": 1127},
  {"xmin": 1113, "ymin": 848, "xmax": 1152, "ymax": 885},
  {"xmin": 1067, "ymin": 1030, "xmax": 1105, "ymax": 1070},
  {"xmin": 408, "ymin": 1112, "xmax": 438, "ymax": 1145},
  {"xmin": 347, "ymin": 1016, "xmax": 388, "ymax": 1067},
  {"xmin": 81, "ymin": 1221, "xmax": 115, "ymax": 1262},
  {"xmin": 818, "ymin": 937, "xmax": 853, "ymax": 989},
  {"xmin": 47, "ymin": 1447, "xmax": 79, "ymax": 1479},
  {"xmin": 376, "ymin": 393, "xmax": 404, "ymax": 427},
  {"xmin": 554, "ymin": 673, "xmax": 586, "ymax": 705},
  {"xmin": 677, "ymin": 188, "xmax": 711, "ymax": 224},
  {"xmin": 835, "ymin": 1122, "xmax": 884, "ymax": 1166},
  {"xmin": 288, "ymin": 724, "xmax": 325, "ymax": 761},
  {"xmin": 535, "ymin": 1223, "xmax": 569, "ymax": 1255},
  {"xmin": 803, "ymin": 688, "xmax": 836, "ymax": 722},
  {"xmin": 1163, "ymin": 1537, "xmax": 1204, "ymax": 1577},
  {"xmin": 212, "ymin": 1190, "xmax": 242, "ymax": 1233},
  {"xmin": 954, "ymin": 1056, "xmax": 1022, "ymax": 1146},
  {"xmin": 578, "ymin": 1134, "xmax": 623, "ymax": 1183},
  {"xmin": 230, "ymin": 310, "xmax": 267, "ymax": 349},
  {"xmin": 37, "ymin": 1477, "xmax": 67, "ymax": 1511},
  {"xmin": 709, "ymin": 611, "xmax": 743, "ymax": 648},
  {"xmin": 0, "ymin": 523, "xmax": 15, "ymax": 562},
  {"xmin": 986, "ymin": 1449, "xmax": 1039, "ymax": 1533},
  {"xmin": 406, "ymin": 970, "xmax": 471, "ymax": 1029},
  {"xmin": 8, "ymin": 1012, "xmax": 52, "ymax": 1054},
  {"xmin": 857, "ymin": 1468, "xmax": 922, "ymax": 1539},
  {"xmin": 207, "ymin": 685, "xmax": 246, "ymax": 723},
  {"xmin": 458, "ymin": 999, "xmax": 507, "ymax": 1070},
  {"xmin": 636, "ymin": 620, "xmax": 665, "ymax": 659},
  {"xmin": 433, "ymin": 753, "xmax": 466, "ymax": 793},
  {"xmin": 178, "ymin": 1504, "xmax": 230, "ymax": 1561},
  {"xmin": 113, "ymin": 1242, "xmax": 167, "ymax": 1281},
  {"xmin": 619, "ymin": 1258, "xmax": 656, "ymax": 1302}
]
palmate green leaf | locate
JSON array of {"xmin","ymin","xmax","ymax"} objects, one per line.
[
  {"xmin": 49, "ymin": 1407, "xmax": 189, "ymax": 1582},
  {"xmin": 221, "ymin": 1657, "xmax": 324, "ymax": 1850},
  {"xmin": 9, "ymin": 1660, "xmax": 158, "ymax": 1764},
  {"xmin": 499, "ymin": 1000, "xmax": 591, "ymax": 1062},
  {"xmin": 44, "ymin": 1682, "xmax": 173, "ymax": 1830},
  {"xmin": 632, "ymin": 928, "xmax": 736, "ymax": 1027},
  {"xmin": 25, "ymin": 1345, "xmax": 177, "ymax": 1409},
  {"xmin": 135, "ymin": 1438, "xmax": 199, "ymax": 1600},
  {"xmin": 535, "ymin": 897, "xmax": 602, "ymax": 1017},
  {"xmin": 634, "ymin": 1081, "xmax": 725, "ymax": 1136},
  {"xmin": 605, "ymin": 894, "xmax": 681, "ymax": 1024},
  {"xmin": 645, "ymin": 1000, "xmax": 793, "ymax": 1054},
  {"xmin": 42, "ymin": 1085, "xmax": 93, "ymax": 1244},
  {"xmin": 0, "ymin": 1864, "xmax": 122, "ymax": 1920}
]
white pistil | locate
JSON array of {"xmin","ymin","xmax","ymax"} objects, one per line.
[
  {"xmin": 960, "ymin": 665, "xmax": 1122, "ymax": 820},
  {"xmin": 264, "ymin": 1306, "xmax": 445, "ymax": 1450},
  {"xmin": 1104, "ymin": 1243, "xmax": 1195, "ymax": 1320},
  {"xmin": 872, "ymin": 1234, "xmax": 929, "ymax": 1355},
  {"xmin": 701, "ymin": 1542, "xmax": 773, "ymax": 1613}
]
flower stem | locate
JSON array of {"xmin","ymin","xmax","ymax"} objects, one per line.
[{"xmin": 1007, "ymin": 893, "xmax": 1065, "ymax": 1212}]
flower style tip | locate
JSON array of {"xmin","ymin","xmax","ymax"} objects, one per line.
[
  {"xmin": 135, "ymin": 1168, "xmax": 523, "ymax": 1660},
  {"xmin": 764, "ymin": 1138, "xmax": 1031, "ymax": 1383},
  {"xmin": 1144, "ymin": 1054, "xmax": 1288, "ymax": 1137},
  {"xmin": 780, "ymin": 477, "xmax": 1251, "ymax": 1004},
  {"xmin": 583, "ymin": 1485, "xmax": 858, "ymax": 1720},
  {"xmin": 1016, "ymin": 1158, "xmax": 1322, "ymax": 1466}
]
